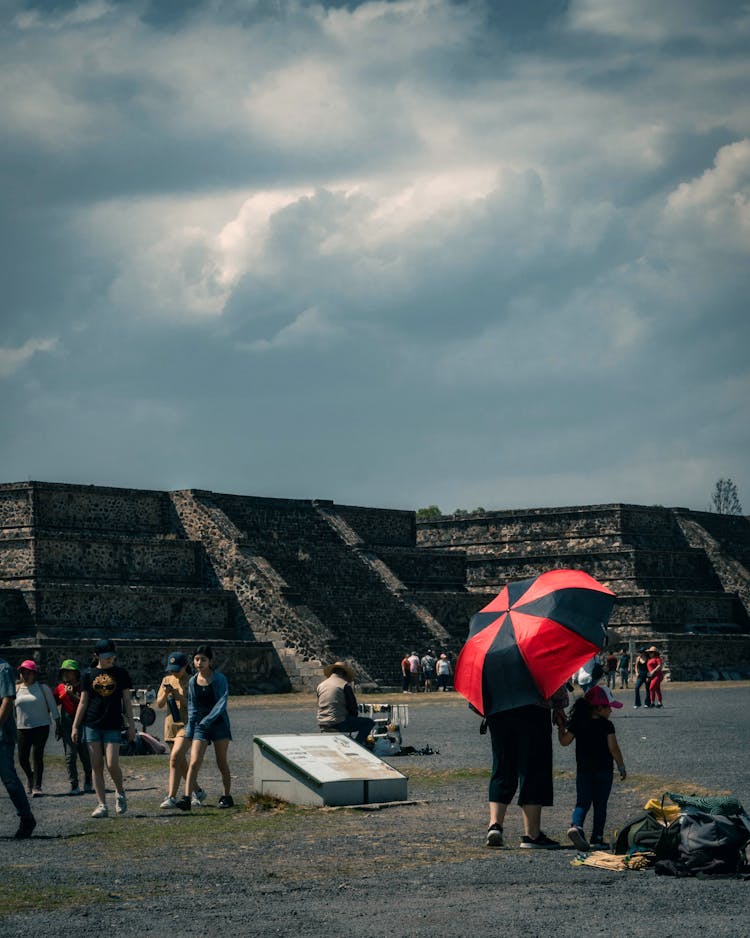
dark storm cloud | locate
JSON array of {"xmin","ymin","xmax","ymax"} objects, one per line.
[{"xmin": 1, "ymin": 0, "xmax": 748, "ymax": 512}]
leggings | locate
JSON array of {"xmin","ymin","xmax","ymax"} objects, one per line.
[
  {"xmin": 649, "ymin": 674, "xmax": 663, "ymax": 705},
  {"xmin": 16, "ymin": 724, "xmax": 50, "ymax": 790}
]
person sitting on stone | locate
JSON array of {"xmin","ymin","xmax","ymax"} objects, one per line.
[{"xmin": 316, "ymin": 662, "xmax": 374, "ymax": 746}]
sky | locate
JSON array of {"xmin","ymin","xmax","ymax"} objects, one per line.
[{"xmin": 1, "ymin": 0, "xmax": 749, "ymax": 515}]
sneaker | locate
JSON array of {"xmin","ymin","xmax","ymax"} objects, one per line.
[
  {"xmin": 91, "ymin": 803, "xmax": 109, "ymax": 818},
  {"xmin": 191, "ymin": 792, "xmax": 203, "ymax": 808},
  {"xmin": 217, "ymin": 794, "xmax": 234, "ymax": 808},
  {"xmin": 115, "ymin": 793, "xmax": 127, "ymax": 815},
  {"xmin": 486, "ymin": 823, "xmax": 504, "ymax": 848},
  {"xmin": 520, "ymin": 832, "xmax": 560, "ymax": 849},
  {"xmin": 31, "ymin": 788, "xmax": 43, "ymax": 798},
  {"xmin": 194, "ymin": 788, "xmax": 207, "ymax": 804},
  {"xmin": 175, "ymin": 796, "xmax": 191, "ymax": 811},
  {"xmin": 567, "ymin": 825, "xmax": 591, "ymax": 852},
  {"xmin": 589, "ymin": 839, "xmax": 609, "ymax": 850},
  {"xmin": 84, "ymin": 782, "xmax": 94, "ymax": 794},
  {"xmin": 160, "ymin": 796, "xmax": 179, "ymax": 809},
  {"xmin": 69, "ymin": 786, "xmax": 82, "ymax": 796},
  {"xmin": 14, "ymin": 815, "xmax": 37, "ymax": 839}
]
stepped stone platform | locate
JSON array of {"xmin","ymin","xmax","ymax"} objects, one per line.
[
  {"xmin": 1, "ymin": 484, "xmax": 749, "ymax": 688},
  {"xmin": 416, "ymin": 504, "xmax": 750, "ymax": 679}
]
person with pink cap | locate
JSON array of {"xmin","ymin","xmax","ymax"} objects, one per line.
[
  {"xmin": 557, "ymin": 685, "xmax": 627, "ymax": 851},
  {"xmin": 14, "ymin": 659, "xmax": 59, "ymax": 798}
]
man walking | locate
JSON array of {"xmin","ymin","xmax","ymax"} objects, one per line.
[{"xmin": 0, "ymin": 655, "xmax": 37, "ymax": 838}]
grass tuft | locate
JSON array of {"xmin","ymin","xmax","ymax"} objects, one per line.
[{"xmin": 246, "ymin": 792, "xmax": 292, "ymax": 814}]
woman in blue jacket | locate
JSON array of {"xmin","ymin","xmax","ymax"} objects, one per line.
[{"xmin": 176, "ymin": 645, "xmax": 233, "ymax": 810}]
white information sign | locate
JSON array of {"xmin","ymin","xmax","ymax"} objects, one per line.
[{"xmin": 253, "ymin": 733, "xmax": 408, "ymax": 806}]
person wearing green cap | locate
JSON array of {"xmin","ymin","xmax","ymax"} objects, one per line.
[{"xmin": 53, "ymin": 660, "xmax": 92, "ymax": 795}]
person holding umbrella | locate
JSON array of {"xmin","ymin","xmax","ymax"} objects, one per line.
[
  {"xmin": 485, "ymin": 684, "xmax": 569, "ymax": 848},
  {"xmin": 454, "ymin": 569, "xmax": 616, "ymax": 850}
]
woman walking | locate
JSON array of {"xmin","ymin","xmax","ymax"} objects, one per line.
[
  {"xmin": 646, "ymin": 646, "xmax": 664, "ymax": 708},
  {"xmin": 633, "ymin": 650, "xmax": 651, "ymax": 708},
  {"xmin": 176, "ymin": 645, "xmax": 233, "ymax": 810},
  {"xmin": 72, "ymin": 639, "xmax": 136, "ymax": 818},
  {"xmin": 156, "ymin": 651, "xmax": 205, "ymax": 809},
  {"xmin": 14, "ymin": 660, "xmax": 59, "ymax": 797}
]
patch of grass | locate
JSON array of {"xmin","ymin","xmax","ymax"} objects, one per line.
[
  {"xmin": 619, "ymin": 773, "xmax": 730, "ymax": 799},
  {"xmin": 246, "ymin": 792, "xmax": 294, "ymax": 814},
  {"xmin": 0, "ymin": 879, "xmax": 108, "ymax": 915}
]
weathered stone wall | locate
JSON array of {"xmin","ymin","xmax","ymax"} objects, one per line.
[
  {"xmin": 29, "ymin": 535, "xmax": 202, "ymax": 585},
  {"xmin": 417, "ymin": 503, "xmax": 750, "ymax": 636},
  {"xmin": 646, "ymin": 635, "xmax": 750, "ymax": 681},
  {"xmin": 0, "ymin": 640, "xmax": 288, "ymax": 695},
  {"xmin": 412, "ymin": 590, "xmax": 494, "ymax": 641},
  {"xmin": 0, "ymin": 588, "xmax": 32, "ymax": 639},
  {"xmin": 464, "ymin": 547, "xmax": 716, "ymax": 592},
  {"xmin": 332, "ymin": 505, "xmax": 415, "ymax": 546},
  {"xmin": 374, "ymin": 547, "xmax": 467, "ymax": 589},
  {"xmin": 32, "ymin": 584, "xmax": 233, "ymax": 639},
  {"xmin": 34, "ymin": 482, "xmax": 169, "ymax": 533},
  {"xmin": 0, "ymin": 538, "xmax": 34, "ymax": 581},
  {"xmin": 0, "ymin": 486, "xmax": 32, "ymax": 529}
]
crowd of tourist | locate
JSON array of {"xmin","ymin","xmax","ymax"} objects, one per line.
[
  {"xmin": 1, "ymin": 639, "xmax": 663, "ymax": 849},
  {"xmin": 0, "ymin": 639, "xmax": 235, "ymax": 838},
  {"xmin": 400, "ymin": 649, "xmax": 455, "ymax": 692}
]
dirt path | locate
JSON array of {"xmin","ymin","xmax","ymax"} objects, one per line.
[{"xmin": 2, "ymin": 684, "xmax": 749, "ymax": 936}]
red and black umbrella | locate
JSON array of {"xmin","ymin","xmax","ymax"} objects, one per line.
[{"xmin": 454, "ymin": 569, "xmax": 615, "ymax": 717}]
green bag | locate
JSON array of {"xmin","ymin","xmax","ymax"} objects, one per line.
[{"xmin": 614, "ymin": 805, "xmax": 681, "ymax": 859}]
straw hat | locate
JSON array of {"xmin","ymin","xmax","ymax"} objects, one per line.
[
  {"xmin": 647, "ymin": 646, "xmax": 659, "ymax": 653},
  {"xmin": 323, "ymin": 661, "xmax": 355, "ymax": 683}
]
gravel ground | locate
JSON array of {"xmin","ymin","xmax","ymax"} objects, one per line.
[{"xmin": 2, "ymin": 683, "xmax": 749, "ymax": 936}]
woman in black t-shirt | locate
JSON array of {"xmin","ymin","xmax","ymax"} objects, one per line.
[{"xmin": 72, "ymin": 639, "xmax": 135, "ymax": 819}]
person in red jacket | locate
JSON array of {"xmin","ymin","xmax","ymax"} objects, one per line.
[
  {"xmin": 53, "ymin": 659, "xmax": 92, "ymax": 795},
  {"xmin": 646, "ymin": 646, "xmax": 664, "ymax": 708}
]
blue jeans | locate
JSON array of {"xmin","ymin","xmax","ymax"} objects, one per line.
[
  {"xmin": 332, "ymin": 715, "xmax": 375, "ymax": 745},
  {"xmin": 572, "ymin": 769, "xmax": 613, "ymax": 842},
  {"xmin": 634, "ymin": 674, "xmax": 650, "ymax": 707},
  {"xmin": 0, "ymin": 739, "xmax": 34, "ymax": 820}
]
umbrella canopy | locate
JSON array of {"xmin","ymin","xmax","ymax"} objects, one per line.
[{"xmin": 454, "ymin": 569, "xmax": 615, "ymax": 717}]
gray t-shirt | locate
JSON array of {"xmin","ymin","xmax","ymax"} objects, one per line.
[{"xmin": 0, "ymin": 657, "xmax": 18, "ymax": 744}]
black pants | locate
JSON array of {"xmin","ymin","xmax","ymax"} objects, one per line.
[
  {"xmin": 60, "ymin": 711, "xmax": 92, "ymax": 788},
  {"xmin": 16, "ymin": 725, "xmax": 50, "ymax": 790},
  {"xmin": 487, "ymin": 705, "xmax": 553, "ymax": 806}
]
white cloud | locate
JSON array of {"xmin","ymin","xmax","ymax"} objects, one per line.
[
  {"xmin": 664, "ymin": 139, "xmax": 750, "ymax": 252},
  {"xmin": 568, "ymin": 0, "xmax": 750, "ymax": 43},
  {"xmin": 0, "ymin": 338, "xmax": 58, "ymax": 379}
]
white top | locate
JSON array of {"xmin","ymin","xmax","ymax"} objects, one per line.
[{"xmin": 14, "ymin": 682, "xmax": 58, "ymax": 730}]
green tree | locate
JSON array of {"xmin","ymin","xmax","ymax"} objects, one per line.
[
  {"xmin": 710, "ymin": 478, "xmax": 743, "ymax": 515},
  {"xmin": 416, "ymin": 505, "xmax": 442, "ymax": 520}
]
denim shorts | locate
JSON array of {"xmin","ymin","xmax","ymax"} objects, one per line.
[
  {"xmin": 84, "ymin": 726, "xmax": 122, "ymax": 745},
  {"xmin": 186, "ymin": 718, "xmax": 231, "ymax": 744}
]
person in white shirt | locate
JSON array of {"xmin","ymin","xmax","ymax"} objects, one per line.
[{"xmin": 14, "ymin": 660, "xmax": 59, "ymax": 797}]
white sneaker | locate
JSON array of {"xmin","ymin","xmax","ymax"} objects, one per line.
[
  {"xmin": 191, "ymin": 792, "xmax": 203, "ymax": 807},
  {"xmin": 194, "ymin": 788, "xmax": 207, "ymax": 804},
  {"xmin": 115, "ymin": 792, "xmax": 127, "ymax": 815},
  {"xmin": 91, "ymin": 803, "xmax": 108, "ymax": 818},
  {"xmin": 160, "ymin": 796, "xmax": 178, "ymax": 809}
]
